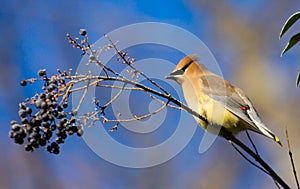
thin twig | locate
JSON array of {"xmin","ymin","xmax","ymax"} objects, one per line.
[
  {"xmin": 103, "ymin": 102, "xmax": 167, "ymax": 123},
  {"xmin": 230, "ymin": 142, "xmax": 270, "ymax": 175},
  {"xmin": 105, "ymin": 35, "xmax": 170, "ymax": 95},
  {"xmin": 90, "ymin": 47, "xmax": 109, "ymax": 77},
  {"xmin": 59, "ymin": 80, "xmax": 74, "ymax": 101},
  {"xmin": 286, "ymin": 127, "xmax": 300, "ymax": 189},
  {"xmin": 74, "ymin": 76, "xmax": 91, "ymax": 112},
  {"xmin": 64, "ymin": 74, "xmax": 206, "ymax": 123},
  {"xmin": 69, "ymin": 80, "xmax": 103, "ymax": 93},
  {"xmin": 224, "ymin": 130, "xmax": 290, "ymax": 189},
  {"xmin": 246, "ymin": 130, "xmax": 259, "ymax": 155},
  {"xmin": 231, "ymin": 138, "xmax": 281, "ymax": 189},
  {"xmin": 61, "ymin": 75, "xmax": 187, "ymax": 117},
  {"xmin": 274, "ymin": 180, "xmax": 281, "ymax": 189},
  {"xmin": 94, "ymin": 76, "xmax": 208, "ymax": 123},
  {"xmin": 96, "ymin": 83, "xmax": 143, "ymax": 91},
  {"xmin": 103, "ymin": 82, "xmax": 126, "ymax": 108}
]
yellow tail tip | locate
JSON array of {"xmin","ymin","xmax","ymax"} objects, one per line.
[{"xmin": 275, "ymin": 136, "xmax": 282, "ymax": 146}]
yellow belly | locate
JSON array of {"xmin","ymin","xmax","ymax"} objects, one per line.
[
  {"xmin": 181, "ymin": 81, "xmax": 249, "ymax": 135},
  {"xmin": 195, "ymin": 95, "xmax": 248, "ymax": 135}
]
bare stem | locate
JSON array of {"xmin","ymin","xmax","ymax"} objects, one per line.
[
  {"xmin": 246, "ymin": 130, "xmax": 259, "ymax": 155},
  {"xmin": 286, "ymin": 127, "xmax": 300, "ymax": 189},
  {"xmin": 231, "ymin": 142, "xmax": 269, "ymax": 175},
  {"xmin": 65, "ymin": 32, "xmax": 291, "ymax": 189},
  {"xmin": 105, "ymin": 35, "xmax": 170, "ymax": 95},
  {"xmin": 224, "ymin": 130, "xmax": 290, "ymax": 189}
]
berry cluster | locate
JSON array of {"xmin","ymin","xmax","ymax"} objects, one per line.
[{"xmin": 9, "ymin": 69, "xmax": 83, "ymax": 154}]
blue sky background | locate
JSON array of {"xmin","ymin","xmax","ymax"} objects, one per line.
[{"xmin": 1, "ymin": 1, "xmax": 300, "ymax": 189}]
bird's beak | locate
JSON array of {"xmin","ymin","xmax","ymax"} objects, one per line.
[
  {"xmin": 165, "ymin": 74, "xmax": 174, "ymax": 80},
  {"xmin": 165, "ymin": 70, "xmax": 184, "ymax": 80}
]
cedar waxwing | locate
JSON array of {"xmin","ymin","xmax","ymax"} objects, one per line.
[{"xmin": 166, "ymin": 55, "xmax": 281, "ymax": 146}]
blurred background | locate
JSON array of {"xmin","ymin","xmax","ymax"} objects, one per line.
[{"xmin": 1, "ymin": 1, "xmax": 300, "ymax": 189}]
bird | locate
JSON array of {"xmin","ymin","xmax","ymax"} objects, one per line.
[{"xmin": 166, "ymin": 55, "xmax": 281, "ymax": 146}]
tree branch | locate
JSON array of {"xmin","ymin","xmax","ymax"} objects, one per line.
[
  {"xmin": 223, "ymin": 129, "xmax": 290, "ymax": 189},
  {"xmin": 286, "ymin": 127, "xmax": 300, "ymax": 189},
  {"xmin": 10, "ymin": 31, "xmax": 292, "ymax": 189},
  {"xmin": 67, "ymin": 33, "xmax": 292, "ymax": 188}
]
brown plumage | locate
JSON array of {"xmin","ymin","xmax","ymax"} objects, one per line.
[{"xmin": 166, "ymin": 55, "xmax": 281, "ymax": 145}]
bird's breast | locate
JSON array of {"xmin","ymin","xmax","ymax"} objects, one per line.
[{"xmin": 189, "ymin": 93, "xmax": 244, "ymax": 134}]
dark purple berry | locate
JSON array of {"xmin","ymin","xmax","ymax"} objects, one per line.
[
  {"xmin": 40, "ymin": 93, "xmax": 46, "ymax": 99},
  {"xmin": 67, "ymin": 129, "xmax": 74, "ymax": 135},
  {"xmin": 10, "ymin": 120, "xmax": 17, "ymax": 125},
  {"xmin": 25, "ymin": 107, "xmax": 32, "ymax": 114},
  {"xmin": 51, "ymin": 101, "xmax": 57, "ymax": 108},
  {"xmin": 39, "ymin": 138, "xmax": 47, "ymax": 146},
  {"xmin": 61, "ymin": 118, "xmax": 67, "ymax": 124},
  {"xmin": 11, "ymin": 124, "xmax": 20, "ymax": 131},
  {"xmin": 77, "ymin": 129, "xmax": 84, "ymax": 136},
  {"xmin": 45, "ymin": 93, "xmax": 53, "ymax": 100},
  {"xmin": 9, "ymin": 130, "xmax": 15, "ymax": 138},
  {"xmin": 18, "ymin": 109, "xmax": 26, "ymax": 118},
  {"xmin": 59, "ymin": 112, "xmax": 66, "ymax": 118},
  {"xmin": 29, "ymin": 137, "xmax": 37, "ymax": 144},
  {"xmin": 35, "ymin": 100, "xmax": 42, "ymax": 109},
  {"xmin": 79, "ymin": 29, "xmax": 87, "ymax": 36},
  {"xmin": 40, "ymin": 101, "xmax": 47, "ymax": 109},
  {"xmin": 42, "ymin": 121, "xmax": 50, "ymax": 128},
  {"xmin": 71, "ymin": 110, "xmax": 78, "ymax": 116},
  {"xmin": 71, "ymin": 126, "xmax": 78, "ymax": 132},
  {"xmin": 14, "ymin": 137, "xmax": 24, "ymax": 144},
  {"xmin": 51, "ymin": 142, "xmax": 58, "ymax": 148},
  {"xmin": 60, "ymin": 132, "xmax": 67, "ymax": 139},
  {"xmin": 20, "ymin": 80, "xmax": 27, "ymax": 86},
  {"xmin": 18, "ymin": 129, "xmax": 26, "ymax": 138},
  {"xmin": 57, "ymin": 106, "xmax": 63, "ymax": 112},
  {"xmin": 50, "ymin": 124, "xmax": 56, "ymax": 131},
  {"xmin": 62, "ymin": 102, "xmax": 68, "ymax": 109},
  {"xmin": 41, "ymin": 113, "xmax": 49, "ymax": 121},
  {"xmin": 45, "ymin": 130, "xmax": 53, "ymax": 140},
  {"xmin": 21, "ymin": 118, "xmax": 28, "ymax": 124},
  {"xmin": 31, "ymin": 142, "xmax": 39, "ymax": 148},
  {"xmin": 56, "ymin": 137, "xmax": 64, "ymax": 144},
  {"xmin": 52, "ymin": 110, "xmax": 58, "ymax": 117},
  {"xmin": 46, "ymin": 145, "xmax": 52, "ymax": 152},
  {"xmin": 30, "ymin": 117, "xmax": 41, "ymax": 126},
  {"xmin": 33, "ymin": 126, "xmax": 40, "ymax": 132},
  {"xmin": 48, "ymin": 83, "xmax": 57, "ymax": 91},
  {"xmin": 53, "ymin": 148, "xmax": 60, "ymax": 155},
  {"xmin": 25, "ymin": 144, "xmax": 34, "ymax": 152},
  {"xmin": 38, "ymin": 69, "xmax": 46, "ymax": 77}
]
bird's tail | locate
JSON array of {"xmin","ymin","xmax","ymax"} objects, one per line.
[
  {"xmin": 265, "ymin": 130, "xmax": 282, "ymax": 146},
  {"xmin": 252, "ymin": 123, "xmax": 282, "ymax": 146},
  {"xmin": 235, "ymin": 90, "xmax": 282, "ymax": 146}
]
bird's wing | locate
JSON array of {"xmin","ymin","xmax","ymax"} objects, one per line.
[
  {"xmin": 209, "ymin": 94, "xmax": 256, "ymax": 127},
  {"xmin": 199, "ymin": 74, "xmax": 260, "ymax": 129},
  {"xmin": 198, "ymin": 74, "xmax": 281, "ymax": 144},
  {"xmin": 199, "ymin": 73, "xmax": 279, "ymax": 141}
]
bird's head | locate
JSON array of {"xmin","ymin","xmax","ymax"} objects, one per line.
[{"xmin": 166, "ymin": 55, "xmax": 207, "ymax": 84}]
